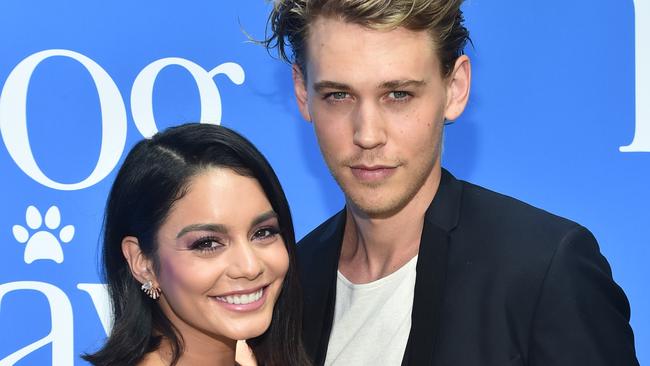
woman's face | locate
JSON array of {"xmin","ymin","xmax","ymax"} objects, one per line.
[{"xmin": 153, "ymin": 167, "xmax": 289, "ymax": 341}]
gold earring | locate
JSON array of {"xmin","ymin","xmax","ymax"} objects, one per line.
[{"xmin": 141, "ymin": 280, "xmax": 161, "ymax": 299}]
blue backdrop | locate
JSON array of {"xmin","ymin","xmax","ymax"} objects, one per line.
[{"xmin": 0, "ymin": 1, "xmax": 647, "ymax": 365}]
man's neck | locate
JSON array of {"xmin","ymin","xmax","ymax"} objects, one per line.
[{"xmin": 339, "ymin": 167, "xmax": 441, "ymax": 284}]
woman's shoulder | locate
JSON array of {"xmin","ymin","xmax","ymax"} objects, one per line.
[{"xmin": 136, "ymin": 351, "xmax": 166, "ymax": 366}]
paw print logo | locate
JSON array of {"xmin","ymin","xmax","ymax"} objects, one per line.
[{"xmin": 12, "ymin": 205, "xmax": 75, "ymax": 264}]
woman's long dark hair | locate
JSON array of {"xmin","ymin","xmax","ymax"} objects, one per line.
[{"xmin": 83, "ymin": 123, "xmax": 311, "ymax": 366}]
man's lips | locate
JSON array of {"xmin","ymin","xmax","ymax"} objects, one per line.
[{"xmin": 349, "ymin": 165, "xmax": 397, "ymax": 181}]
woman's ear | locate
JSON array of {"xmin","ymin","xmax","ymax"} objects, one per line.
[{"xmin": 121, "ymin": 236, "xmax": 157, "ymax": 287}]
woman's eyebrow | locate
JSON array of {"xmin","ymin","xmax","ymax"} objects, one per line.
[
  {"xmin": 176, "ymin": 223, "xmax": 227, "ymax": 239},
  {"xmin": 251, "ymin": 211, "xmax": 279, "ymax": 227}
]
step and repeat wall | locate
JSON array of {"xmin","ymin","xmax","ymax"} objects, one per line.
[{"xmin": 0, "ymin": 1, "xmax": 647, "ymax": 365}]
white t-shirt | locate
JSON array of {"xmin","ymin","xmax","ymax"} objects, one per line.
[{"xmin": 324, "ymin": 255, "xmax": 418, "ymax": 366}]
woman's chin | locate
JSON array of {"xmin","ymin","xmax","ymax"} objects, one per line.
[{"xmin": 222, "ymin": 318, "xmax": 273, "ymax": 341}]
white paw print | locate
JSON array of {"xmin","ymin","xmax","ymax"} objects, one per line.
[{"xmin": 12, "ymin": 205, "xmax": 75, "ymax": 264}]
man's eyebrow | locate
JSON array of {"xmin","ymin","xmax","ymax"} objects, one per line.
[
  {"xmin": 313, "ymin": 80, "xmax": 426, "ymax": 92},
  {"xmin": 313, "ymin": 80, "xmax": 352, "ymax": 92},
  {"xmin": 251, "ymin": 210, "xmax": 279, "ymax": 227},
  {"xmin": 176, "ymin": 223, "xmax": 227, "ymax": 238},
  {"xmin": 379, "ymin": 79, "xmax": 426, "ymax": 89}
]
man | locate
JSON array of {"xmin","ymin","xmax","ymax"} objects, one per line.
[{"xmin": 264, "ymin": 1, "xmax": 639, "ymax": 365}]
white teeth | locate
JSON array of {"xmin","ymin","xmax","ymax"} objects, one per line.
[{"xmin": 216, "ymin": 289, "xmax": 263, "ymax": 305}]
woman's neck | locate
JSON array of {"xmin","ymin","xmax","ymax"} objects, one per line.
[{"xmin": 152, "ymin": 334, "xmax": 237, "ymax": 366}]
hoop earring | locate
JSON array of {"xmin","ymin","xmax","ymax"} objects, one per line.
[{"xmin": 141, "ymin": 280, "xmax": 161, "ymax": 299}]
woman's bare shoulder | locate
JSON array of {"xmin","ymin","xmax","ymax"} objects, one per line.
[{"xmin": 136, "ymin": 351, "xmax": 166, "ymax": 366}]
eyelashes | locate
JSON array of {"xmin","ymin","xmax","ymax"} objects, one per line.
[
  {"xmin": 321, "ymin": 91, "xmax": 414, "ymax": 104},
  {"xmin": 323, "ymin": 91, "xmax": 350, "ymax": 102},
  {"xmin": 252, "ymin": 226, "xmax": 281, "ymax": 241},
  {"xmin": 189, "ymin": 236, "xmax": 224, "ymax": 253},
  {"xmin": 387, "ymin": 91, "xmax": 412, "ymax": 102},
  {"xmin": 188, "ymin": 226, "xmax": 281, "ymax": 254}
]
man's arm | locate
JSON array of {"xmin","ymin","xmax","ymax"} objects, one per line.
[{"xmin": 529, "ymin": 225, "xmax": 639, "ymax": 365}]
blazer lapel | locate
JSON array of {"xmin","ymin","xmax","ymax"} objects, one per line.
[
  {"xmin": 300, "ymin": 210, "xmax": 346, "ymax": 366},
  {"xmin": 402, "ymin": 169, "xmax": 463, "ymax": 365}
]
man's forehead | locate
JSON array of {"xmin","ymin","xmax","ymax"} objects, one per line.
[
  {"xmin": 306, "ymin": 15, "xmax": 433, "ymax": 46},
  {"xmin": 303, "ymin": 16, "xmax": 439, "ymax": 83}
]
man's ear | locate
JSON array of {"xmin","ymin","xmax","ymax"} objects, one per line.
[
  {"xmin": 444, "ymin": 55, "xmax": 471, "ymax": 121},
  {"xmin": 292, "ymin": 64, "xmax": 312, "ymax": 122},
  {"xmin": 121, "ymin": 236, "xmax": 157, "ymax": 286}
]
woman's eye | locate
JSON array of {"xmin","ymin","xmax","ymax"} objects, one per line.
[
  {"xmin": 252, "ymin": 227, "xmax": 280, "ymax": 241},
  {"xmin": 190, "ymin": 237, "xmax": 224, "ymax": 253}
]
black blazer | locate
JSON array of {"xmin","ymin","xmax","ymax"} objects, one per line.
[{"xmin": 297, "ymin": 169, "xmax": 638, "ymax": 366}]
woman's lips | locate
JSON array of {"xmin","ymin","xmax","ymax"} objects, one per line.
[{"xmin": 212, "ymin": 285, "xmax": 268, "ymax": 312}]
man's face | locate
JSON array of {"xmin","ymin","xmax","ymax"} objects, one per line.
[{"xmin": 294, "ymin": 17, "xmax": 469, "ymax": 217}]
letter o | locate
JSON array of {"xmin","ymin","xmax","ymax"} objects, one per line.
[{"xmin": 0, "ymin": 49, "xmax": 127, "ymax": 190}]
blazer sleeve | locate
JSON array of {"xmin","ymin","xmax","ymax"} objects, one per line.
[{"xmin": 528, "ymin": 225, "xmax": 639, "ymax": 366}]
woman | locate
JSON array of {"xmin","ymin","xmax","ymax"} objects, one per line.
[{"xmin": 83, "ymin": 123, "xmax": 311, "ymax": 366}]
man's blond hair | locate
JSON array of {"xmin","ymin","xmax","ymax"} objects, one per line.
[{"xmin": 264, "ymin": 0, "xmax": 469, "ymax": 77}]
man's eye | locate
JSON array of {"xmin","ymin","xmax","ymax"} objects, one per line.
[
  {"xmin": 326, "ymin": 92, "xmax": 349, "ymax": 100},
  {"xmin": 388, "ymin": 91, "xmax": 410, "ymax": 100}
]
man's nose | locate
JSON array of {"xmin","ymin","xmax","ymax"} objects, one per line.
[{"xmin": 352, "ymin": 100, "xmax": 387, "ymax": 150}]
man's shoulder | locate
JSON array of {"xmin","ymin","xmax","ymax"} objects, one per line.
[
  {"xmin": 453, "ymin": 179, "xmax": 592, "ymax": 259},
  {"xmin": 297, "ymin": 209, "xmax": 344, "ymax": 258},
  {"xmin": 445, "ymin": 179, "xmax": 611, "ymax": 313},
  {"xmin": 458, "ymin": 179, "xmax": 579, "ymax": 232}
]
